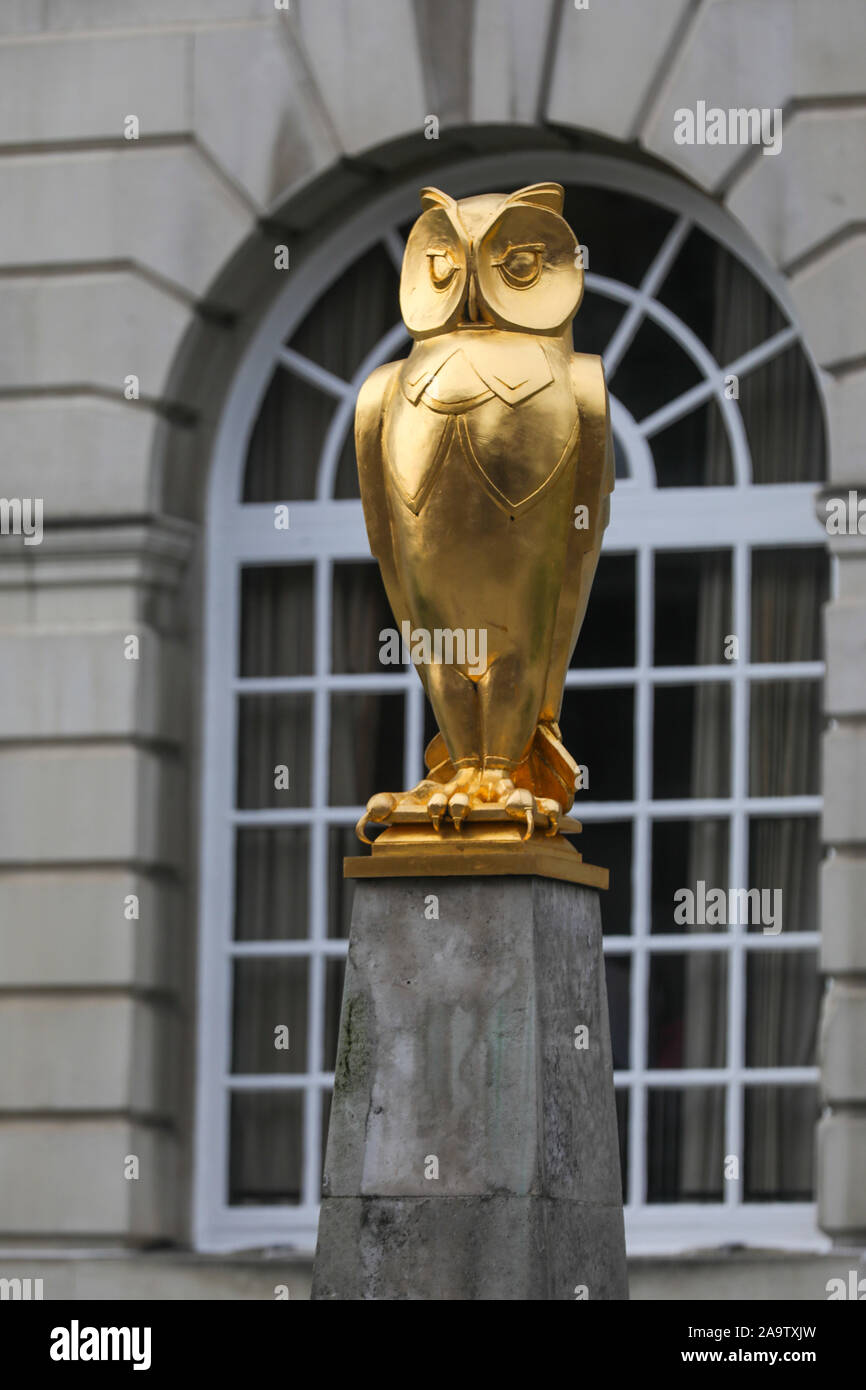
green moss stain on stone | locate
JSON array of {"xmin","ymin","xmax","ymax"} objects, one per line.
[{"xmin": 333, "ymin": 991, "xmax": 370, "ymax": 1098}]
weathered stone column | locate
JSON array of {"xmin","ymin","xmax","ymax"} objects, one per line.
[{"xmin": 312, "ymin": 874, "xmax": 627, "ymax": 1300}]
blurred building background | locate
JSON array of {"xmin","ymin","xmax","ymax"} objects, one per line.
[{"xmin": 0, "ymin": 0, "xmax": 864, "ymax": 1300}]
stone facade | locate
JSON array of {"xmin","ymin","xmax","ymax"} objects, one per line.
[{"xmin": 0, "ymin": 0, "xmax": 863, "ymax": 1292}]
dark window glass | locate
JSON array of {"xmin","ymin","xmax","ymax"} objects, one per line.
[
  {"xmin": 234, "ymin": 826, "xmax": 308, "ymax": 941},
  {"xmin": 229, "ymin": 1091, "xmax": 303, "ymax": 1205},
  {"xmin": 647, "ymin": 1087, "xmax": 725, "ymax": 1202},
  {"xmin": 654, "ymin": 550, "xmax": 732, "ymax": 665},
  {"xmin": 744, "ymin": 1086, "xmax": 817, "ymax": 1201},
  {"xmin": 653, "ymin": 684, "xmax": 730, "ymax": 799},
  {"xmin": 240, "ymin": 565, "xmax": 314, "ymax": 678},
  {"xmin": 231, "ymin": 958, "xmax": 309, "ymax": 1074},
  {"xmin": 648, "ymin": 954, "xmax": 728, "ymax": 1070}
]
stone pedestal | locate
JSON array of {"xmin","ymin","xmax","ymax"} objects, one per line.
[{"xmin": 312, "ymin": 875, "xmax": 627, "ymax": 1300}]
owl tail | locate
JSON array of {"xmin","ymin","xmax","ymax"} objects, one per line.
[
  {"xmin": 422, "ymin": 734, "xmax": 456, "ymax": 784},
  {"xmin": 423, "ymin": 721, "xmax": 578, "ymax": 812},
  {"xmin": 512, "ymin": 722, "xmax": 578, "ymax": 812}
]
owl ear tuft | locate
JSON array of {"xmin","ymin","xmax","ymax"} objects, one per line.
[
  {"xmin": 419, "ymin": 186, "xmax": 455, "ymax": 212},
  {"xmin": 506, "ymin": 182, "xmax": 565, "ymax": 214}
]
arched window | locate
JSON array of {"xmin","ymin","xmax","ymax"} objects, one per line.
[{"xmin": 195, "ymin": 153, "xmax": 828, "ymax": 1254}]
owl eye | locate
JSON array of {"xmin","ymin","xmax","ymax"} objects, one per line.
[
  {"xmin": 493, "ymin": 243, "xmax": 544, "ymax": 288},
  {"xmin": 427, "ymin": 249, "xmax": 458, "ymax": 290}
]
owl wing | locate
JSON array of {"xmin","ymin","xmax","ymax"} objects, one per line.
[
  {"xmin": 540, "ymin": 352, "xmax": 614, "ymax": 723},
  {"xmin": 354, "ymin": 360, "xmax": 417, "ymax": 643}
]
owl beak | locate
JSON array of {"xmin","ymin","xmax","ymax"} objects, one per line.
[{"xmin": 460, "ymin": 272, "xmax": 493, "ymax": 328}]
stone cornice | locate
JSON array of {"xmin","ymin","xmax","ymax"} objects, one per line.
[{"xmin": 0, "ymin": 516, "xmax": 197, "ymax": 588}]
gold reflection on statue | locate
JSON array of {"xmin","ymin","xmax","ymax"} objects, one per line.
[{"xmin": 346, "ymin": 182, "xmax": 613, "ymax": 885}]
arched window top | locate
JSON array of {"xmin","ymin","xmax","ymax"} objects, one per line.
[{"xmin": 235, "ymin": 155, "xmax": 825, "ymax": 507}]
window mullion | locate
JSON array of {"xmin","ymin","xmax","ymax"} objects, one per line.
[
  {"xmin": 726, "ymin": 542, "xmax": 752, "ymax": 1207},
  {"xmin": 629, "ymin": 543, "xmax": 654, "ymax": 1209},
  {"xmin": 302, "ymin": 557, "xmax": 332, "ymax": 1209}
]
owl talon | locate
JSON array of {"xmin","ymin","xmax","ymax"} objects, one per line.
[
  {"xmin": 449, "ymin": 792, "xmax": 469, "ymax": 830},
  {"xmin": 428, "ymin": 791, "xmax": 447, "ymax": 832},
  {"xmin": 505, "ymin": 788, "xmax": 535, "ymax": 842},
  {"xmin": 538, "ymin": 797, "xmax": 562, "ymax": 837},
  {"xmin": 355, "ymin": 792, "xmax": 397, "ymax": 845},
  {"xmin": 355, "ymin": 815, "xmax": 373, "ymax": 846}
]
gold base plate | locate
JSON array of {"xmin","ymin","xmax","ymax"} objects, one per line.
[{"xmin": 344, "ymin": 820, "xmax": 608, "ymax": 889}]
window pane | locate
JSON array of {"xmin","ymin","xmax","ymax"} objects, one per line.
[
  {"xmin": 751, "ymin": 547, "xmax": 828, "ymax": 662},
  {"xmin": 234, "ymin": 826, "xmax": 309, "ymax": 941},
  {"xmin": 332, "ymin": 561, "xmax": 400, "ymax": 673},
  {"xmin": 422, "ymin": 694, "xmax": 439, "ymax": 755},
  {"xmin": 287, "ymin": 242, "xmax": 400, "ymax": 377},
  {"xmin": 616, "ymin": 318, "xmax": 702, "ymax": 424},
  {"xmin": 229, "ymin": 1091, "xmax": 303, "ymax": 1205},
  {"xmin": 746, "ymin": 952, "xmax": 819, "ymax": 1067},
  {"xmin": 648, "ymin": 953, "xmax": 727, "ymax": 1069},
  {"xmin": 231, "ymin": 958, "xmax": 309, "ymax": 1074},
  {"xmin": 559, "ymin": 687, "xmax": 633, "ymax": 800},
  {"xmin": 647, "ymin": 1087, "xmax": 725, "ymax": 1202},
  {"xmin": 236, "ymin": 694, "xmax": 312, "ymax": 808},
  {"xmin": 605, "ymin": 956, "xmax": 630, "ymax": 1069},
  {"xmin": 656, "ymin": 227, "xmax": 788, "ymax": 360},
  {"xmin": 571, "ymin": 290, "xmax": 625, "ymax": 359},
  {"xmin": 334, "ymin": 430, "xmax": 361, "ymax": 500},
  {"xmin": 243, "ymin": 369, "xmax": 329, "ymax": 503},
  {"xmin": 738, "ymin": 346, "xmax": 826, "ymax": 484},
  {"xmin": 328, "ymin": 826, "xmax": 359, "ymax": 937},
  {"xmin": 651, "ymin": 819, "xmax": 729, "ymax": 934},
  {"xmin": 747, "ymin": 816, "xmax": 819, "ymax": 934},
  {"xmin": 240, "ymin": 565, "xmax": 314, "ymax": 677},
  {"xmin": 571, "ymin": 552, "xmax": 635, "ymax": 668},
  {"xmin": 330, "ymin": 691, "xmax": 404, "ymax": 805},
  {"xmin": 562, "ymin": 185, "xmax": 676, "ymax": 286},
  {"xmin": 614, "ymin": 1089, "xmax": 629, "ymax": 1203},
  {"xmin": 590, "ymin": 821, "xmax": 632, "ymax": 935},
  {"xmin": 749, "ymin": 680, "xmax": 821, "ymax": 796},
  {"xmin": 321, "ymin": 1089, "xmax": 332, "ymax": 1185},
  {"xmin": 650, "ymin": 401, "xmax": 734, "ymax": 488},
  {"xmin": 654, "ymin": 550, "xmax": 732, "ymax": 665},
  {"xmin": 324, "ymin": 958, "xmax": 347, "ymax": 1072},
  {"xmin": 653, "ymin": 684, "xmax": 730, "ymax": 799},
  {"xmin": 744, "ymin": 1086, "xmax": 817, "ymax": 1200}
]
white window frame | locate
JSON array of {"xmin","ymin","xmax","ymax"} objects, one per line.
[{"xmin": 194, "ymin": 152, "xmax": 830, "ymax": 1255}]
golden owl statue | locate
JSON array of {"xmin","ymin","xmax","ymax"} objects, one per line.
[{"xmin": 353, "ymin": 182, "xmax": 614, "ymax": 867}]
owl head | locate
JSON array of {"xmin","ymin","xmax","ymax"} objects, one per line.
[{"xmin": 399, "ymin": 182, "xmax": 583, "ymax": 340}]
